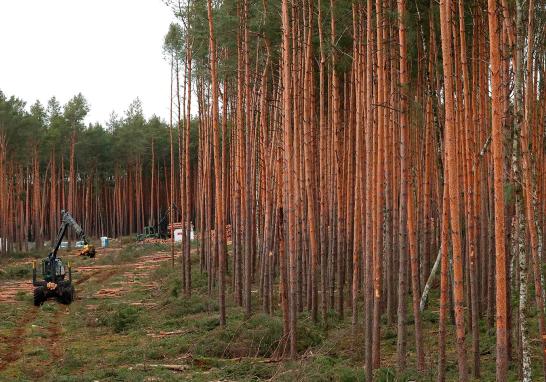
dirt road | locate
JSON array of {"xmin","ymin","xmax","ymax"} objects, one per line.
[{"xmin": 0, "ymin": 246, "xmax": 176, "ymax": 378}]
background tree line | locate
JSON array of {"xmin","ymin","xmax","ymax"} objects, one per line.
[{"xmin": 0, "ymin": 91, "xmax": 199, "ymax": 251}]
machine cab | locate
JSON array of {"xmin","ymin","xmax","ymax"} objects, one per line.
[
  {"xmin": 42, "ymin": 256, "xmax": 66, "ymax": 282},
  {"xmin": 144, "ymin": 226, "xmax": 157, "ymax": 235}
]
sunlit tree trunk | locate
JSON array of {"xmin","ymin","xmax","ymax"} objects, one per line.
[
  {"xmin": 207, "ymin": 0, "xmax": 226, "ymax": 326},
  {"xmin": 439, "ymin": 0, "xmax": 468, "ymax": 379},
  {"xmin": 281, "ymin": 0, "xmax": 297, "ymax": 358},
  {"xmin": 487, "ymin": 0, "xmax": 508, "ymax": 378}
]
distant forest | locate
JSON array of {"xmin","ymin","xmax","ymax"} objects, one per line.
[{"xmin": 0, "ymin": 92, "xmax": 198, "ymax": 245}]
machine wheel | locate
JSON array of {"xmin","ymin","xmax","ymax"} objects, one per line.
[
  {"xmin": 68, "ymin": 285, "xmax": 75, "ymax": 303},
  {"xmin": 58, "ymin": 284, "xmax": 75, "ymax": 305},
  {"xmin": 33, "ymin": 287, "xmax": 45, "ymax": 306}
]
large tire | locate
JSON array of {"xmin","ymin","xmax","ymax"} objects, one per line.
[
  {"xmin": 60, "ymin": 284, "xmax": 75, "ymax": 305},
  {"xmin": 33, "ymin": 287, "xmax": 45, "ymax": 306},
  {"xmin": 58, "ymin": 285, "xmax": 74, "ymax": 305},
  {"xmin": 67, "ymin": 284, "xmax": 75, "ymax": 303}
]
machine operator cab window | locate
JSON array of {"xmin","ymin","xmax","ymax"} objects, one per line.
[
  {"xmin": 42, "ymin": 256, "xmax": 66, "ymax": 281},
  {"xmin": 55, "ymin": 259, "xmax": 66, "ymax": 277}
]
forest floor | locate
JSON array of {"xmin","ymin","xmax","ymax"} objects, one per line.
[{"xmin": 0, "ymin": 240, "xmax": 542, "ymax": 381}]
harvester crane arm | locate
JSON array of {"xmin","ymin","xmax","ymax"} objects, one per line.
[
  {"xmin": 62, "ymin": 210, "xmax": 90, "ymax": 243},
  {"xmin": 49, "ymin": 210, "xmax": 95, "ymax": 259},
  {"xmin": 159, "ymin": 204, "xmax": 180, "ymax": 226},
  {"xmin": 137, "ymin": 204, "xmax": 180, "ymax": 241},
  {"xmin": 158, "ymin": 204, "xmax": 180, "ymax": 238}
]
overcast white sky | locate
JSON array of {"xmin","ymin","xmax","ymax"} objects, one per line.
[{"xmin": 0, "ymin": 0, "xmax": 176, "ymax": 125}]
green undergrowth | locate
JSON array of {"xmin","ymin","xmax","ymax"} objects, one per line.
[
  {"xmin": 0, "ymin": 247, "xmax": 49, "ymax": 280},
  {"xmin": 0, "ymin": 247, "xmax": 48, "ymax": 262},
  {"xmin": 95, "ymin": 242, "xmax": 168, "ymax": 265},
  {"xmin": 0, "ymin": 263, "xmax": 32, "ymax": 280},
  {"xmin": 0, "ymin": 241, "xmax": 544, "ymax": 381}
]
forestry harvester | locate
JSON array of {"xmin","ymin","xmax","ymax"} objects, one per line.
[
  {"xmin": 137, "ymin": 204, "xmax": 180, "ymax": 241},
  {"xmin": 32, "ymin": 210, "xmax": 96, "ymax": 306}
]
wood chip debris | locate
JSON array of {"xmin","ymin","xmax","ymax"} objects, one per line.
[
  {"xmin": 130, "ymin": 363, "xmax": 189, "ymax": 372},
  {"xmin": 146, "ymin": 329, "xmax": 190, "ymax": 338}
]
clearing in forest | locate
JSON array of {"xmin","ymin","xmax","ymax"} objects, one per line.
[{"xmin": 0, "ymin": 239, "xmax": 531, "ymax": 381}]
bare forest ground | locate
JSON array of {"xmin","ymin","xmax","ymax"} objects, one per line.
[{"xmin": 0, "ymin": 240, "xmax": 542, "ymax": 381}]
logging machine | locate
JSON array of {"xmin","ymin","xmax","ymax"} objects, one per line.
[
  {"xmin": 136, "ymin": 204, "xmax": 180, "ymax": 241},
  {"xmin": 32, "ymin": 210, "xmax": 96, "ymax": 306}
]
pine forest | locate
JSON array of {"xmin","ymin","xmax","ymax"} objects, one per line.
[{"xmin": 0, "ymin": 0, "xmax": 546, "ymax": 381}]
